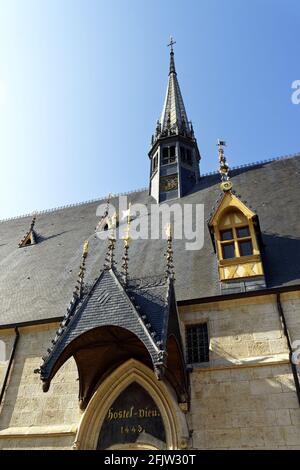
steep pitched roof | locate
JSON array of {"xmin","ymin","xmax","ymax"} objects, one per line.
[{"xmin": 0, "ymin": 154, "xmax": 300, "ymax": 327}]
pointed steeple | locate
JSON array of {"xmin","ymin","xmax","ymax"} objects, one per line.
[
  {"xmin": 157, "ymin": 38, "xmax": 192, "ymax": 139},
  {"xmin": 149, "ymin": 38, "xmax": 201, "ymax": 203}
]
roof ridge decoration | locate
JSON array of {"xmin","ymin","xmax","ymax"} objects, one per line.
[
  {"xmin": 18, "ymin": 214, "xmax": 37, "ymax": 247},
  {"xmin": 164, "ymin": 223, "xmax": 175, "ymax": 281},
  {"xmin": 103, "ymin": 230, "xmax": 117, "ymax": 270},
  {"xmin": 121, "ymin": 203, "xmax": 131, "ymax": 285}
]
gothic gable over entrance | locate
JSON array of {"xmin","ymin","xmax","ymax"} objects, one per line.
[{"xmin": 39, "ymin": 264, "xmax": 189, "ymax": 410}]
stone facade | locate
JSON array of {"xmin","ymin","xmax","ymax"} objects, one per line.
[
  {"xmin": 0, "ymin": 292, "xmax": 299, "ymax": 449},
  {"xmin": 180, "ymin": 291, "xmax": 300, "ymax": 449},
  {"xmin": 0, "ymin": 324, "xmax": 80, "ymax": 450}
]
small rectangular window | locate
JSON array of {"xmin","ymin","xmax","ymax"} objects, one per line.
[
  {"xmin": 162, "ymin": 147, "xmax": 169, "ymax": 165},
  {"xmin": 152, "ymin": 155, "xmax": 158, "ymax": 172},
  {"xmin": 186, "ymin": 323, "xmax": 209, "ymax": 364},
  {"xmin": 236, "ymin": 226, "xmax": 250, "ymax": 238},
  {"xmin": 162, "ymin": 146, "xmax": 176, "ymax": 165},
  {"xmin": 186, "ymin": 149, "xmax": 192, "ymax": 164},
  {"xmin": 222, "ymin": 242, "xmax": 235, "ymax": 259},
  {"xmin": 220, "ymin": 229, "xmax": 233, "ymax": 241},
  {"xmin": 239, "ymin": 240, "xmax": 253, "ymax": 256}
]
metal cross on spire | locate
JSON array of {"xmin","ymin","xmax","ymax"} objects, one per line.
[{"xmin": 167, "ymin": 36, "xmax": 176, "ymax": 52}]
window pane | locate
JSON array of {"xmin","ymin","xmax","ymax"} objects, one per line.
[
  {"xmin": 170, "ymin": 146, "xmax": 176, "ymax": 157},
  {"xmin": 222, "ymin": 243, "xmax": 235, "ymax": 259},
  {"xmin": 239, "ymin": 240, "xmax": 253, "ymax": 256},
  {"xmin": 236, "ymin": 226, "xmax": 250, "ymax": 238},
  {"xmin": 220, "ymin": 229, "xmax": 233, "ymax": 241},
  {"xmin": 186, "ymin": 149, "xmax": 191, "ymax": 161},
  {"xmin": 180, "ymin": 146, "xmax": 186, "ymax": 160},
  {"xmin": 186, "ymin": 323, "xmax": 209, "ymax": 364}
]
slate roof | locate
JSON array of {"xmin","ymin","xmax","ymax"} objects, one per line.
[{"xmin": 0, "ymin": 153, "xmax": 300, "ymax": 327}]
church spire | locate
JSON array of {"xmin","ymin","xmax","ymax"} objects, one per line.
[
  {"xmin": 149, "ymin": 38, "xmax": 201, "ymax": 203},
  {"xmin": 157, "ymin": 37, "xmax": 191, "ymax": 139}
]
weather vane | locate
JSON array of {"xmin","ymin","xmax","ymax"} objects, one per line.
[{"xmin": 167, "ymin": 36, "xmax": 176, "ymax": 52}]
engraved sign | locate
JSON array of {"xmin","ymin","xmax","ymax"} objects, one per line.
[{"xmin": 97, "ymin": 382, "xmax": 166, "ymax": 449}]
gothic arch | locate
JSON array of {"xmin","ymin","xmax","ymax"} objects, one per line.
[{"xmin": 74, "ymin": 359, "xmax": 189, "ymax": 450}]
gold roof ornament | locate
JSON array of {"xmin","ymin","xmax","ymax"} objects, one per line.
[
  {"xmin": 104, "ymin": 213, "xmax": 117, "ymax": 270},
  {"xmin": 121, "ymin": 203, "xmax": 132, "ymax": 284},
  {"xmin": 76, "ymin": 240, "xmax": 90, "ymax": 298},
  {"xmin": 82, "ymin": 240, "xmax": 89, "ymax": 258},
  {"xmin": 164, "ymin": 223, "xmax": 175, "ymax": 281},
  {"xmin": 218, "ymin": 139, "xmax": 233, "ymax": 192}
]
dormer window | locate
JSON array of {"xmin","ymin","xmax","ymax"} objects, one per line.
[
  {"xmin": 96, "ymin": 213, "xmax": 119, "ymax": 233},
  {"xmin": 209, "ymin": 192, "xmax": 265, "ymax": 282},
  {"xmin": 18, "ymin": 216, "xmax": 37, "ymax": 248},
  {"xmin": 162, "ymin": 146, "xmax": 176, "ymax": 165}
]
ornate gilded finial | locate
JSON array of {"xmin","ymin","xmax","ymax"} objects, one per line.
[
  {"xmin": 82, "ymin": 240, "xmax": 89, "ymax": 258},
  {"xmin": 164, "ymin": 223, "xmax": 175, "ymax": 281},
  {"xmin": 121, "ymin": 203, "xmax": 131, "ymax": 285},
  {"xmin": 104, "ymin": 228, "xmax": 116, "ymax": 269},
  {"xmin": 218, "ymin": 139, "xmax": 232, "ymax": 192},
  {"xmin": 76, "ymin": 240, "xmax": 89, "ymax": 298}
]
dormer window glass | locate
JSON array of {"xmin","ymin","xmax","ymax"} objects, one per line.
[{"xmin": 219, "ymin": 212, "xmax": 253, "ymax": 260}]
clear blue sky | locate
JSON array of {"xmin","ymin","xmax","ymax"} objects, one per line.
[{"xmin": 0, "ymin": 0, "xmax": 299, "ymax": 219}]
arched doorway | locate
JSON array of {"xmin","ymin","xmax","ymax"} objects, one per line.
[{"xmin": 74, "ymin": 359, "xmax": 189, "ymax": 450}]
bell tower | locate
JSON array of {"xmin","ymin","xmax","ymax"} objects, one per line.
[{"xmin": 149, "ymin": 38, "xmax": 201, "ymax": 203}]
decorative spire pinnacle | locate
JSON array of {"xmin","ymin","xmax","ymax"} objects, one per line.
[
  {"xmin": 164, "ymin": 224, "xmax": 175, "ymax": 281},
  {"xmin": 153, "ymin": 38, "xmax": 192, "ymax": 140},
  {"xmin": 121, "ymin": 203, "xmax": 131, "ymax": 285},
  {"xmin": 218, "ymin": 140, "xmax": 233, "ymax": 192},
  {"xmin": 104, "ymin": 212, "xmax": 117, "ymax": 270},
  {"xmin": 75, "ymin": 240, "xmax": 89, "ymax": 298}
]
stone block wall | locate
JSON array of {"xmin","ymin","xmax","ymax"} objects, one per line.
[
  {"xmin": 180, "ymin": 292, "xmax": 300, "ymax": 449},
  {"xmin": 0, "ymin": 323, "xmax": 80, "ymax": 449}
]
